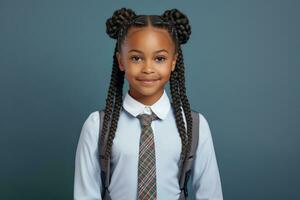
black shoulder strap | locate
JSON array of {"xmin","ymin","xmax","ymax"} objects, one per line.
[
  {"xmin": 178, "ymin": 110, "xmax": 200, "ymax": 200},
  {"xmin": 98, "ymin": 109, "xmax": 112, "ymax": 200}
]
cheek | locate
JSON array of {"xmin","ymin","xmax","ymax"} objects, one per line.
[
  {"xmin": 123, "ymin": 65, "xmax": 139, "ymax": 80},
  {"xmin": 157, "ymin": 63, "xmax": 174, "ymax": 77}
]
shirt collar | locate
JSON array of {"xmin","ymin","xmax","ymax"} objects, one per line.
[{"xmin": 122, "ymin": 89, "xmax": 171, "ymax": 120}]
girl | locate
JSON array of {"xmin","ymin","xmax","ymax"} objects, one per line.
[{"xmin": 74, "ymin": 7, "xmax": 223, "ymax": 200}]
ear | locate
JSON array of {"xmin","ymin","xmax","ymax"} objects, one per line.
[
  {"xmin": 171, "ymin": 52, "xmax": 178, "ymax": 72},
  {"xmin": 116, "ymin": 51, "xmax": 125, "ymax": 71}
]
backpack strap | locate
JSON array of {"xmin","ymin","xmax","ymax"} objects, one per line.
[
  {"xmin": 98, "ymin": 110, "xmax": 112, "ymax": 200},
  {"xmin": 178, "ymin": 110, "xmax": 200, "ymax": 200}
]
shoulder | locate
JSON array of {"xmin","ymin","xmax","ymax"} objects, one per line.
[
  {"xmin": 190, "ymin": 109, "xmax": 210, "ymax": 126},
  {"xmin": 191, "ymin": 109, "xmax": 212, "ymax": 143},
  {"xmin": 82, "ymin": 110, "xmax": 100, "ymax": 129},
  {"xmin": 79, "ymin": 110, "xmax": 100, "ymax": 143}
]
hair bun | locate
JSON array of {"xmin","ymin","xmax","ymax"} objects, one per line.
[
  {"xmin": 106, "ymin": 7, "xmax": 137, "ymax": 39},
  {"xmin": 161, "ymin": 9, "xmax": 191, "ymax": 45}
]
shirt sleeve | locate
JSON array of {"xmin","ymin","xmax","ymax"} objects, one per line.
[
  {"xmin": 74, "ymin": 111, "xmax": 103, "ymax": 200},
  {"xmin": 191, "ymin": 113, "xmax": 224, "ymax": 200}
]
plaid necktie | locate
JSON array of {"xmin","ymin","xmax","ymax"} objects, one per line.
[{"xmin": 136, "ymin": 111, "xmax": 159, "ymax": 200}]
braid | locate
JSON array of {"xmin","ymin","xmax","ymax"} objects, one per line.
[
  {"xmin": 163, "ymin": 9, "xmax": 193, "ymax": 162},
  {"xmin": 176, "ymin": 46, "xmax": 193, "ymax": 160},
  {"xmin": 99, "ymin": 43, "xmax": 117, "ymax": 151},
  {"xmin": 169, "ymin": 69, "xmax": 188, "ymax": 165},
  {"xmin": 99, "ymin": 43, "xmax": 125, "ymax": 166},
  {"xmin": 105, "ymin": 46, "xmax": 125, "ymax": 160}
]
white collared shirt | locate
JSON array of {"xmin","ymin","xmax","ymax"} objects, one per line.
[{"xmin": 74, "ymin": 89, "xmax": 223, "ymax": 200}]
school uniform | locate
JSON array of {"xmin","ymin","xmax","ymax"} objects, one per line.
[{"xmin": 74, "ymin": 89, "xmax": 223, "ymax": 200}]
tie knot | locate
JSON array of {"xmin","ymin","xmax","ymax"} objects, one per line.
[{"xmin": 137, "ymin": 112, "xmax": 158, "ymax": 127}]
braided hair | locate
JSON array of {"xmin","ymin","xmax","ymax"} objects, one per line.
[{"xmin": 100, "ymin": 7, "xmax": 193, "ymax": 170}]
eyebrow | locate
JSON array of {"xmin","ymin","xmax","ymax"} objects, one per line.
[{"xmin": 128, "ymin": 49, "xmax": 169, "ymax": 54}]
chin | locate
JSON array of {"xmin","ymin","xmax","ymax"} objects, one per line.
[{"xmin": 137, "ymin": 88, "xmax": 158, "ymax": 96}]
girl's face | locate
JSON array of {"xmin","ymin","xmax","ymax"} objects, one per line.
[{"xmin": 116, "ymin": 26, "xmax": 178, "ymax": 105}]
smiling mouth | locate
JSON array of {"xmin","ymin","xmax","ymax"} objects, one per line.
[{"xmin": 137, "ymin": 79, "xmax": 159, "ymax": 86}]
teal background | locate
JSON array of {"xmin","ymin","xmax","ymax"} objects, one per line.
[{"xmin": 1, "ymin": 0, "xmax": 299, "ymax": 199}]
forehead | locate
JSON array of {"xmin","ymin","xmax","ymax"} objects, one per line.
[{"xmin": 121, "ymin": 26, "xmax": 175, "ymax": 53}]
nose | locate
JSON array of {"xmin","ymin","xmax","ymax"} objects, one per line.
[{"xmin": 142, "ymin": 59, "xmax": 154, "ymax": 73}]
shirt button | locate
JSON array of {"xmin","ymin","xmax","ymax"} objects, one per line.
[{"xmin": 145, "ymin": 106, "xmax": 150, "ymax": 113}]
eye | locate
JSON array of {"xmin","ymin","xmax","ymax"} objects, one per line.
[
  {"xmin": 130, "ymin": 55, "xmax": 142, "ymax": 63},
  {"xmin": 155, "ymin": 56, "xmax": 167, "ymax": 63}
]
